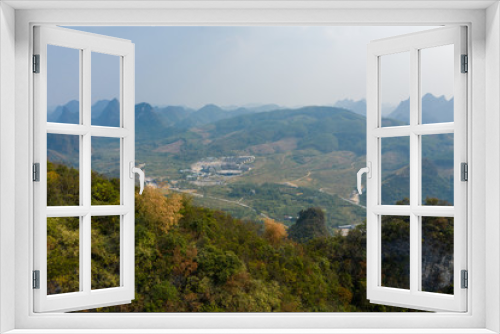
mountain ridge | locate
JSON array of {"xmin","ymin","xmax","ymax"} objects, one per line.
[{"xmin": 388, "ymin": 93, "xmax": 454, "ymax": 124}]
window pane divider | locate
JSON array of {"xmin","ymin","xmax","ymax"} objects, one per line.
[
  {"xmin": 372, "ymin": 205, "xmax": 411, "ymax": 215},
  {"xmin": 90, "ymin": 126, "xmax": 130, "ymax": 138},
  {"xmin": 91, "ymin": 205, "xmax": 130, "ymax": 216},
  {"xmin": 373, "ymin": 123, "xmax": 454, "ymax": 138},
  {"xmin": 373, "ymin": 125, "xmax": 411, "ymax": 137},
  {"xmin": 46, "ymin": 206, "xmax": 88, "ymax": 217},
  {"xmin": 46, "ymin": 123, "xmax": 88, "ymax": 135},
  {"xmin": 372, "ymin": 205, "xmax": 454, "ymax": 217},
  {"xmin": 46, "ymin": 205, "xmax": 129, "ymax": 217},
  {"xmin": 412, "ymin": 123, "xmax": 454, "ymax": 135},
  {"xmin": 46, "ymin": 123, "xmax": 130, "ymax": 138},
  {"xmin": 412, "ymin": 206, "xmax": 455, "ymax": 217}
]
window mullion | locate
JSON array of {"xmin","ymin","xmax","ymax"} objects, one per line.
[
  {"xmin": 81, "ymin": 214, "xmax": 91, "ymax": 293},
  {"xmin": 78, "ymin": 48, "xmax": 84, "ymax": 292},
  {"xmin": 82, "ymin": 47, "xmax": 91, "ymax": 209},
  {"xmin": 409, "ymin": 47, "xmax": 420, "ymax": 294},
  {"xmin": 82, "ymin": 47, "xmax": 92, "ymax": 294}
]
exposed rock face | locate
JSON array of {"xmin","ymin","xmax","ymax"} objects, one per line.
[
  {"xmin": 422, "ymin": 253, "xmax": 454, "ymax": 293},
  {"xmin": 380, "ymin": 215, "xmax": 454, "ymax": 293},
  {"xmin": 421, "ymin": 216, "xmax": 454, "ymax": 293}
]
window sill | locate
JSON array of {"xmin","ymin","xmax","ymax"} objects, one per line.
[{"xmin": 4, "ymin": 329, "xmax": 497, "ymax": 334}]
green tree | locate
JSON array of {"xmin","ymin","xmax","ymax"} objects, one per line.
[{"xmin": 288, "ymin": 207, "xmax": 330, "ymax": 242}]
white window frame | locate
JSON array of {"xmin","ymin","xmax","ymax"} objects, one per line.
[{"xmin": 1, "ymin": 1, "xmax": 499, "ymax": 333}]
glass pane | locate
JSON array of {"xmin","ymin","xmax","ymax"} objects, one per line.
[
  {"xmin": 420, "ymin": 45, "xmax": 454, "ymax": 124},
  {"xmin": 91, "ymin": 52, "xmax": 121, "ymax": 127},
  {"xmin": 47, "ymin": 133, "xmax": 80, "ymax": 206},
  {"xmin": 422, "ymin": 134, "xmax": 454, "ymax": 206},
  {"xmin": 91, "ymin": 137, "xmax": 120, "ymax": 205},
  {"xmin": 421, "ymin": 217, "xmax": 454, "ymax": 294},
  {"xmin": 381, "ymin": 215, "xmax": 410, "ymax": 289},
  {"xmin": 47, "ymin": 217, "xmax": 80, "ymax": 295},
  {"xmin": 47, "ymin": 45, "xmax": 80, "ymax": 124},
  {"xmin": 381, "ymin": 52, "xmax": 410, "ymax": 127},
  {"xmin": 381, "ymin": 137, "xmax": 410, "ymax": 205},
  {"xmin": 91, "ymin": 216, "xmax": 120, "ymax": 290}
]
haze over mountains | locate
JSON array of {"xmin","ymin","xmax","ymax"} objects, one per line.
[
  {"xmin": 47, "ymin": 94, "xmax": 454, "ymax": 226},
  {"xmin": 48, "ymin": 99, "xmax": 284, "ymax": 129},
  {"xmin": 48, "ymin": 93, "xmax": 452, "ymax": 128}
]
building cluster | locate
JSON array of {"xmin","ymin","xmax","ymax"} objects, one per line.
[
  {"xmin": 337, "ymin": 224, "xmax": 355, "ymax": 237},
  {"xmin": 180, "ymin": 156, "xmax": 255, "ymax": 186}
]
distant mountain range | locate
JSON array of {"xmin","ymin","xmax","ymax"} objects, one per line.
[
  {"xmin": 47, "ymin": 99, "xmax": 113, "ymax": 124},
  {"xmin": 333, "ymin": 94, "xmax": 453, "ymax": 124},
  {"xmin": 48, "ymin": 94, "xmax": 454, "ymax": 205},
  {"xmin": 333, "ymin": 99, "xmax": 396, "ymax": 117},
  {"xmin": 48, "ymin": 94, "xmax": 452, "ymax": 130},
  {"xmin": 48, "ymin": 99, "xmax": 279, "ymax": 129}
]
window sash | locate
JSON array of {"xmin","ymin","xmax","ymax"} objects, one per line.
[
  {"xmin": 366, "ymin": 26, "xmax": 468, "ymax": 312},
  {"xmin": 32, "ymin": 25, "xmax": 136, "ymax": 313}
]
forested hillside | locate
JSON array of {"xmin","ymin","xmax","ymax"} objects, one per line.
[{"xmin": 47, "ymin": 163, "xmax": 454, "ymax": 312}]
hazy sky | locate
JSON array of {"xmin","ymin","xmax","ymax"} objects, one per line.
[{"xmin": 48, "ymin": 26, "xmax": 453, "ymax": 109}]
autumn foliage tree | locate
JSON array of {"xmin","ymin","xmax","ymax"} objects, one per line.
[
  {"xmin": 263, "ymin": 218, "xmax": 287, "ymax": 244},
  {"xmin": 46, "ymin": 162, "xmax": 451, "ymax": 313}
]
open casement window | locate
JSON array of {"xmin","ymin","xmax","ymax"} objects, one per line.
[
  {"xmin": 33, "ymin": 26, "xmax": 138, "ymax": 312},
  {"xmin": 364, "ymin": 26, "xmax": 467, "ymax": 312}
]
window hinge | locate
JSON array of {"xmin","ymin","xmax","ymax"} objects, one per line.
[
  {"xmin": 33, "ymin": 163, "xmax": 40, "ymax": 182},
  {"xmin": 33, "ymin": 270, "xmax": 40, "ymax": 289},
  {"xmin": 461, "ymin": 54, "xmax": 468, "ymax": 73},
  {"xmin": 461, "ymin": 162, "xmax": 468, "ymax": 181},
  {"xmin": 33, "ymin": 54, "xmax": 40, "ymax": 73},
  {"xmin": 461, "ymin": 270, "xmax": 468, "ymax": 289}
]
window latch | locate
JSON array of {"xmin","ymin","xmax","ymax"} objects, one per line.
[
  {"xmin": 357, "ymin": 162, "xmax": 372, "ymax": 195},
  {"xmin": 129, "ymin": 162, "xmax": 145, "ymax": 195}
]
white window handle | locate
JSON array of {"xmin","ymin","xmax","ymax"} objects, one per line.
[
  {"xmin": 357, "ymin": 162, "xmax": 372, "ymax": 195},
  {"xmin": 129, "ymin": 162, "xmax": 145, "ymax": 195}
]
